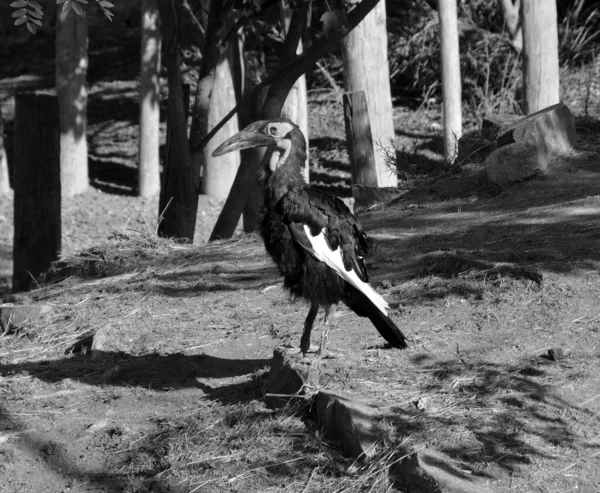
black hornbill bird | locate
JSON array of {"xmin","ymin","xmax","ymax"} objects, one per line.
[{"xmin": 212, "ymin": 118, "xmax": 408, "ymax": 355}]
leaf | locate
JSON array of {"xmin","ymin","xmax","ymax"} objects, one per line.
[
  {"xmin": 74, "ymin": 0, "xmax": 89, "ymax": 4},
  {"xmin": 12, "ymin": 8, "xmax": 27, "ymax": 17},
  {"xmin": 26, "ymin": 21, "xmax": 37, "ymax": 34},
  {"xmin": 28, "ymin": 0, "xmax": 42, "ymax": 9},
  {"xmin": 61, "ymin": 0, "xmax": 71, "ymax": 11},
  {"xmin": 71, "ymin": 1, "xmax": 83, "ymax": 14},
  {"xmin": 56, "ymin": 0, "xmax": 68, "ymax": 4},
  {"xmin": 10, "ymin": 0, "xmax": 28, "ymax": 8},
  {"xmin": 99, "ymin": 0, "xmax": 114, "ymax": 7},
  {"xmin": 28, "ymin": 9, "xmax": 44, "ymax": 19},
  {"xmin": 14, "ymin": 15, "xmax": 28, "ymax": 25},
  {"xmin": 28, "ymin": 17, "xmax": 42, "ymax": 25}
]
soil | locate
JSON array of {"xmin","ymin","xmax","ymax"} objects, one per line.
[{"xmin": 1, "ymin": 16, "xmax": 600, "ymax": 493}]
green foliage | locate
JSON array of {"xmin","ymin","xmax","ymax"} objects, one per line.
[
  {"xmin": 10, "ymin": 0, "xmax": 43, "ymax": 35},
  {"xmin": 9, "ymin": 0, "xmax": 115, "ymax": 33}
]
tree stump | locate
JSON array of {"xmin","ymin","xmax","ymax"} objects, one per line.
[{"xmin": 484, "ymin": 103, "xmax": 577, "ymax": 186}]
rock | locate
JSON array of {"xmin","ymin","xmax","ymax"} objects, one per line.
[
  {"xmin": 481, "ymin": 114, "xmax": 522, "ymax": 141},
  {"xmin": 540, "ymin": 347, "xmax": 565, "ymax": 361},
  {"xmin": 497, "ymin": 103, "xmax": 577, "ymax": 154},
  {"xmin": 314, "ymin": 391, "xmax": 381, "ymax": 458},
  {"xmin": 393, "ymin": 449, "xmax": 495, "ymax": 493},
  {"xmin": 0, "ymin": 304, "xmax": 52, "ymax": 332},
  {"xmin": 86, "ymin": 419, "xmax": 111, "ymax": 434},
  {"xmin": 484, "ymin": 142, "xmax": 546, "ymax": 186},
  {"xmin": 265, "ymin": 347, "xmax": 323, "ymax": 409},
  {"xmin": 547, "ymin": 348, "xmax": 565, "ymax": 361},
  {"xmin": 91, "ymin": 323, "xmax": 133, "ymax": 358},
  {"xmin": 484, "ymin": 103, "xmax": 577, "ymax": 186}
]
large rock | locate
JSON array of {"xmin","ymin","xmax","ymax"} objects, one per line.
[
  {"xmin": 0, "ymin": 304, "xmax": 52, "ymax": 332},
  {"xmin": 393, "ymin": 449, "xmax": 495, "ymax": 493},
  {"xmin": 314, "ymin": 391, "xmax": 381, "ymax": 458},
  {"xmin": 265, "ymin": 347, "xmax": 323, "ymax": 409},
  {"xmin": 484, "ymin": 103, "xmax": 577, "ymax": 186}
]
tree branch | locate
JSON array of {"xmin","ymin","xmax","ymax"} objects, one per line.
[{"xmin": 193, "ymin": 0, "xmax": 382, "ymax": 154}]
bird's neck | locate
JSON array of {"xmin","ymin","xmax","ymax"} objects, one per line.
[{"xmin": 265, "ymin": 163, "xmax": 306, "ymax": 205}]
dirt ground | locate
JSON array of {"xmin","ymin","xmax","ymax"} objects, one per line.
[{"xmin": 2, "ymin": 22, "xmax": 600, "ymax": 493}]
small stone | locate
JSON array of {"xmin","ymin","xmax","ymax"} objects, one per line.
[
  {"xmin": 86, "ymin": 419, "xmax": 110, "ymax": 434},
  {"xmin": 547, "ymin": 348, "xmax": 565, "ymax": 361}
]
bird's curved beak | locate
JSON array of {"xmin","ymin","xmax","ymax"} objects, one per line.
[{"xmin": 212, "ymin": 121, "xmax": 275, "ymax": 157}]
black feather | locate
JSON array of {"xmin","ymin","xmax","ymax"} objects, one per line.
[{"xmin": 244, "ymin": 119, "xmax": 409, "ymax": 351}]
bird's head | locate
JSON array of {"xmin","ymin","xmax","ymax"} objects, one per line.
[{"xmin": 212, "ymin": 118, "xmax": 306, "ymax": 172}]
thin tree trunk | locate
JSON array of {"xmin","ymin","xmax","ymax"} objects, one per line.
[
  {"xmin": 343, "ymin": 91, "xmax": 379, "ymax": 187},
  {"xmin": 0, "ymin": 110, "xmax": 10, "ymax": 194},
  {"xmin": 342, "ymin": 0, "xmax": 397, "ymax": 187},
  {"xmin": 520, "ymin": 0, "xmax": 559, "ymax": 114},
  {"xmin": 438, "ymin": 0, "xmax": 462, "ymax": 162},
  {"xmin": 280, "ymin": 0, "xmax": 309, "ymax": 183},
  {"xmin": 56, "ymin": 4, "xmax": 89, "ymax": 197},
  {"xmin": 138, "ymin": 0, "xmax": 161, "ymax": 197},
  {"xmin": 157, "ymin": 0, "xmax": 198, "ymax": 241},
  {"xmin": 199, "ymin": 20, "xmax": 241, "ymax": 201}
]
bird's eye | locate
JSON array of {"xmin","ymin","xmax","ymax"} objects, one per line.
[{"xmin": 268, "ymin": 125, "xmax": 278, "ymax": 136}]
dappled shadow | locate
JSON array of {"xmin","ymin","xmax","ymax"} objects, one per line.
[
  {"xmin": 383, "ymin": 354, "xmax": 600, "ymax": 476},
  {"xmin": 0, "ymin": 407, "xmax": 138, "ymax": 493}
]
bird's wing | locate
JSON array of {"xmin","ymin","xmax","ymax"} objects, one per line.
[{"xmin": 279, "ymin": 188, "xmax": 389, "ymax": 315}]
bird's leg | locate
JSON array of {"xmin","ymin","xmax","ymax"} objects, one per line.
[
  {"xmin": 319, "ymin": 304, "xmax": 337, "ymax": 356},
  {"xmin": 300, "ymin": 302, "xmax": 319, "ymax": 355}
]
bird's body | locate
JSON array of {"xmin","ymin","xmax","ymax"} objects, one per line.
[{"xmin": 213, "ymin": 118, "xmax": 408, "ymax": 354}]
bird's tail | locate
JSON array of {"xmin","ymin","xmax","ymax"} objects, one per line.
[
  {"xmin": 345, "ymin": 288, "xmax": 408, "ymax": 349},
  {"xmin": 367, "ymin": 306, "xmax": 408, "ymax": 349}
]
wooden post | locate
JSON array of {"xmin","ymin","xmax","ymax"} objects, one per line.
[
  {"xmin": 13, "ymin": 94, "xmax": 61, "ymax": 293},
  {"xmin": 0, "ymin": 110, "xmax": 10, "ymax": 194},
  {"xmin": 343, "ymin": 91, "xmax": 379, "ymax": 188},
  {"xmin": 342, "ymin": 0, "xmax": 397, "ymax": 187},
  {"xmin": 138, "ymin": 0, "xmax": 161, "ymax": 197},
  {"xmin": 520, "ymin": 0, "xmax": 559, "ymax": 114},
  {"xmin": 56, "ymin": 4, "xmax": 89, "ymax": 197},
  {"xmin": 438, "ymin": 0, "xmax": 462, "ymax": 162}
]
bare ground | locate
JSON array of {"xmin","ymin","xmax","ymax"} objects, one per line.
[{"xmin": 1, "ymin": 26, "xmax": 600, "ymax": 493}]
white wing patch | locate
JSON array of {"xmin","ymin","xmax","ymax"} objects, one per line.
[{"xmin": 303, "ymin": 225, "xmax": 389, "ymax": 315}]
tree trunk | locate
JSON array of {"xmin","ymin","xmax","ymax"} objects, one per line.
[
  {"xmin": 280, "ymin": 0, "xmax": 309, "ymax": 183},
  {"xmin": 56, "ymin": 4, "xmax": 89, "ymax": 198},
  {"xmin": 342, "ymin": 0, "xmax": 397, "ymax": 187},
  {"xmin": 520, "ymin": 0, "xmax": 559, "ymax": 114},
  {"xmin": 157, "ymin": 0, "xmax": 198, "ymax": 242},
  {"xmin": 208, "ymin": 0, "xmax": 382, "ymax": 241},
  {"xmin": 438, "ymin": 0, "xmax": 462, "ymax": 163},
  {"xmin": 343, "ymin": 91, "xmax": 379, "ymax": 187},
  {"xmin": 0, "ymin": 110, "xmax": 10, "ymax": 194},
  {"xmin": 189, "ymin": 2, "xmax": 242, "ymax": 202},
  {"xmin": 13, "ymin": 94, "xmax": 61, "ymax": 293},
  {"xmin": 199, "ymin": 33, "xmax": 241, "ymax": 200},
  {"xmin": 501, "ymin": 0, "xmax": 522, "ymax": 53},
  {"xmin": 138, "ymin": 0, "xmax": 161, "ymax": 197}
]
